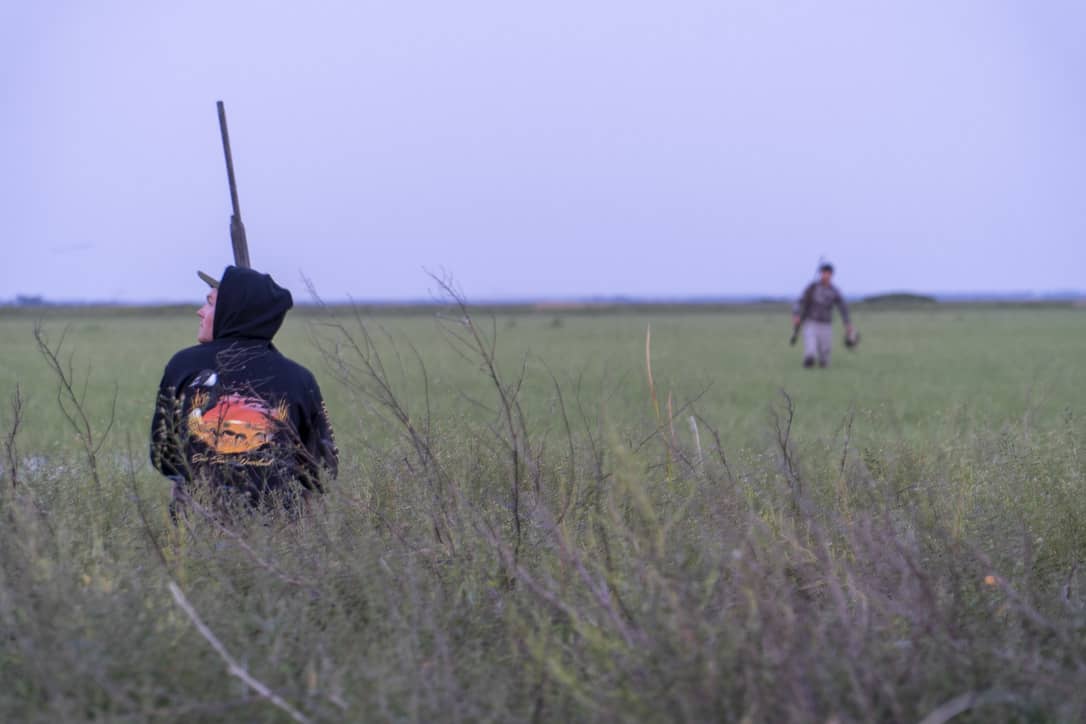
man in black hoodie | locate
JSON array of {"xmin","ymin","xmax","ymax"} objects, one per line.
[{"xmin": 150, "ymin": 266, "xmax": 338, "ymax": 518}]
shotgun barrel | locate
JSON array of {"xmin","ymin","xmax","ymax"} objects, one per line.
[{"xmin": 216, "ymin": 101, "xmax": 251, "ymax": 269}]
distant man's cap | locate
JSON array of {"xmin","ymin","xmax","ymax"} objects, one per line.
[
  {"xmin": 819, "ymin": 263, "xmax": 834, "ymax": 273},
  {"xmin": 197, "ymin": 270, "xmax": 220, "ymax": 288}
]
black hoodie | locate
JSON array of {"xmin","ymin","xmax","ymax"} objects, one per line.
[{"xmin": 150, "ymin": 266, "xmax": 337, "ymax": 502}]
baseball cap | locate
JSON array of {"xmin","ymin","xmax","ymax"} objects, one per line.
[{"xmin": 197, "ymin": 270, "xmax": 220, "ymax": 288}]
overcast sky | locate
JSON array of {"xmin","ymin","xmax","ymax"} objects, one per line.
[{"xmin": 3, "ymin": 1, "xmax": 1083, "ymax": 303}]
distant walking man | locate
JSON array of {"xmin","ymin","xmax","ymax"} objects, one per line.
[
  {"xmin": 150, "ymin": 265, "xmax": 338, "ymax": 519},
  {"xmin": 791, "ymin": 262, "xmax": 854, "ymax": 368}
]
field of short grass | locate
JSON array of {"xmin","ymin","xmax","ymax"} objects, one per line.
[{"xmin": 1, "ymin": 302, "xmax": 1084, "ymax": 721}]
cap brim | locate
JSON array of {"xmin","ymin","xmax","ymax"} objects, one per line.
[{"xmin": 197, "ymin": 270, "xmax": 220, "ymax": 288}]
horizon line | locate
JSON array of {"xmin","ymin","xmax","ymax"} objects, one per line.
[{"xmin": 4, "ymin": 289, "xmax": 1085, "ymax": 308}]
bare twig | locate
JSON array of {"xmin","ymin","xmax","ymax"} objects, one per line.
[
  {"xmin": 168, "ymin": 581, "xmax": 313, "ymax": 724},
  {"xmin": 124, "ymin": 433, "xmax": 170, "ymax": 568},
  {"xmin": 4, "ymin": 385, "xmax": 23, "ymax": 489},
  {"xmin": 544, "ymin": 364, "xmax": 578, "ymax": 526},
  {"xmin": 184, "ymin": 495, "xmax": 321, "ymax": 592},
  {"xmin": 307, "ymin": 295, "xmax": 456, "ymax": 545},
  {"xmin": 839, "ymin": 406, "xmax": 855, "ymax": 478},
  {"xmin": 1061, "ymin": 562, "xmax": 1079, "ymax": 610},
  {"xmin": 693, "ymin": 413, "xmax": 735, "ymax": 484},
  {"xmin": 917, "ymin": 689, "xmax": 1019, "ymax": 724},
  {"xmin": 632, "ymin": 384, "xmax": 712, "ymax": 454},
  {"xmin": 34, "ymin": 322, "xmax": 117, "ymax": 496},
  {"xmin": 771, "ymin": 389, "xmax": 800, "ymax": 497},
  {"xmin": 431, "ymin": 273, "xmax": 527, "ymax": 571}
]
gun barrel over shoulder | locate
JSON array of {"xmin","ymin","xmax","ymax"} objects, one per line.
[{"xmin": 216, "ymin": 100, "xmax": 251, "ymax": 269}]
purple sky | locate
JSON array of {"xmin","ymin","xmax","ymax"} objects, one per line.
[{"xmin": 3, "ymin": 1, "xmax": 1084, "ymax": 303}]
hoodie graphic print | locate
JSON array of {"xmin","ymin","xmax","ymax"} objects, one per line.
[{"xmin": 150, "ymin": 266, "xmax": 337, "ymax": 500}]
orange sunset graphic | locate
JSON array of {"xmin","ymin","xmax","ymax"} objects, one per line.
[{"xmin": 188, "ymin": 393, "xmax": 290, "ymax": 455}]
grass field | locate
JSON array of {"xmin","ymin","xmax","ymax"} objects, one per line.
[{"xmin": 1, "ymin": 302, "xmax": 1084, "ymax": 721}]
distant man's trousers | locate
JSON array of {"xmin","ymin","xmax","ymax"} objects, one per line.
[{"xmin": 802, "ymin": 321, "xmax": 833, "ymax": 367}]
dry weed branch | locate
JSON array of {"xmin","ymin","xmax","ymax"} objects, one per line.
[
  {"xmin": 3, "ymin": 385, "xmax": 23, "ymax": 489},
  {"xmin": 34, "ymin": 322, "xmax": 117, "ymax": 495},
  {"xmin": 167, "ymin": 581, "xmax": 313, "ymax": 724}
]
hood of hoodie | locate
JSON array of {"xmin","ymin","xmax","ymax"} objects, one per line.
[{"xmin": 213, "ymin": 266, "xmax": 293, "ymax": 341}]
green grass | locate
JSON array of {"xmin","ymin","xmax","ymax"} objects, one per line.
[
  {"xmin": 3, "ymin": 306, "xmax": 1082, "ymax": 460},
  {"xmin": 1, "ymin": 303, "xmax": 1084, "ymax": 721}
]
